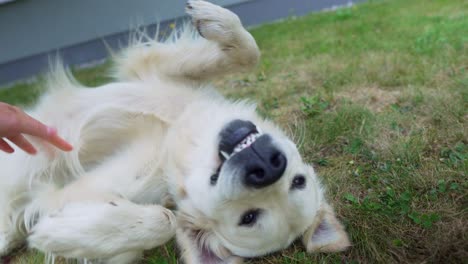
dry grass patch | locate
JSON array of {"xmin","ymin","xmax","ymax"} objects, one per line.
[{"xmin": 335, "ymin": 86, "xmax": 400, "ymax": 112}]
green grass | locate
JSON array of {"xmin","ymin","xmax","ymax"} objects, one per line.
[{"xmin": 2, "ymin": 0, "xmax": 467, "ymax": 263}]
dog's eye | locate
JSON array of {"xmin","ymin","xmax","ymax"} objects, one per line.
[
  {"xmin": 239, "ymin": 209, "xmax": 261, "ymax": 227},
  {"xmin": 291, "ymin": 174, "xmax": 306, "ymax": 190}
]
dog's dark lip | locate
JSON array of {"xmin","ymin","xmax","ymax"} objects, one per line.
[
  {"xmin": 213, "ymin": 120, "xmax": 261, "ymax": 186},
  {"xmin": 210, "ymin": 167, "xmax": 221, "ymax": 186},
  {"xmin": 219, "ymin": 120, "xmax": 258, "ymax": 160}
]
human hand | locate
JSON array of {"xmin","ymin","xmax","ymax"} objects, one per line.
[{"xmin": 0, "ymin": 102, "xmax": 73, "ymax": 154}]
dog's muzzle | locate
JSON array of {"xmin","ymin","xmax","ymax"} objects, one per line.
[{"xmin": 219, "ymin": 119, "xmax": 287, "ymax": 188}]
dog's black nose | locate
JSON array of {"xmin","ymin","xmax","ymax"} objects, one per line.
[
  {"xmin": 244, "ymin": 135, "xmax": 287, "ymax": 188},
  {"xmin": 227, "ymin": 134, "xmax": 287, "ymax": 188}
]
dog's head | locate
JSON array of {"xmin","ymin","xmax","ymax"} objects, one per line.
[{"xmin": 166, "ymin": 97, "xmax": 350, "ymax": 263}]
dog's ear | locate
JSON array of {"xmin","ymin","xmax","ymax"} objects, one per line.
[
  {"xmin": 302, "ymin": 203, "xmax": 351, "ymax": 253},
  {"xmin": 176, "ymin": 208, "xmax": 244, "ymax": 264}
]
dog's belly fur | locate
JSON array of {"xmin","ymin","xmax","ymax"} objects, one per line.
[
  {"xmin": 0, "ymin": 79, "xmax": 200, "ymax": 258},
  {"xmin": 30, "ymin": 80, "xmax": 204, "ymax": 202}
]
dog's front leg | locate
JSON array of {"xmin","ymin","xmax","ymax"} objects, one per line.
[{"xmin": 28, "ymin": 198, "xmax": 176, "ymax": 263}]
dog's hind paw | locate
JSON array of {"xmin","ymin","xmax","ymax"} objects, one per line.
[
  {"xmin": 186, "ymin": 0, "xmax": 242, "ymax": 44},
  {"xmin": 0, "ymin": 234, "xmax": 7, "ymax": 256},
  {"xmin": 0, "ymin": 232, "xmax": 21, "ymax": 257}
]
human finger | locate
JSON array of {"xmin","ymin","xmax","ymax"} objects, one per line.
[
  {"xmin": 43, "ymin": 127, "xmax": 73, "ymax": 151},
  {"xmin": 16, "ymin": 111, "xmax": 50, "ymax": 139},
  {"xmin": 0, "ymin": 138, "xmax": 14, "ymax": 153},
  {"xmin": 17, "ymin": 113, "xmax": 73, "ymax": 151},
  {"xmin": 7, "ymin": 134, "xmax": 37, "ymax": 155}
]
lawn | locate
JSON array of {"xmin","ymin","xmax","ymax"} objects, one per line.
[{"xmin": 2, "ymin": 0, "xmax": 467, "ymax": 263}]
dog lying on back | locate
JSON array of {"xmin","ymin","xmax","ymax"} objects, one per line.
[{"xmin": 0, "ymin": 1, "xmax": 350, "ymax": 263}]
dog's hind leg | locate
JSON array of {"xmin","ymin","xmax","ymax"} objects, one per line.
[
  {"xmin": 114, "ymin": 0, "xmax": 260, "ymax": 83},
  {"xmin": 27, "ymin": 199, "xmax": 176, "ymax": 263},
  {"xmin": 0, "ymin": 200, "xmax": 24, "ymax": 256},
  {"xmin": 105, "ymin": 251, "xmax": 143, "ymax": 264},
  {"xmin": 0, "ymin": 228, "xmax": 23, "ymax": 257},
  {"xmin": 0, "ymin": 155, "xmax": 49, "ymax": 256}
]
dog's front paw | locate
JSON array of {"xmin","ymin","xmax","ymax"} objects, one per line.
[
  {"xmin": 28, "ymin": 202, "xmax": 177, "ymax": 259},
  {"xmin": 186, "ymin": 0, "xmax": 242, "ymax": 43}
]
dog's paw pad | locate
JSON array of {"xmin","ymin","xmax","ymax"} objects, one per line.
[
  {"xmin": 185, "ymin": 1, "xmax": 193, "ymax": 10},
  {"xmin": 185, "ymin": 0, "xmax": 241, "ymax": 42},
  {"xmin": 195, "ymin": 20, "xmax": 205, "ymax": 38}
]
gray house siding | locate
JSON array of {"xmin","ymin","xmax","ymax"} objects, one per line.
[
  {"xmin": 0, "ymin": 0, "xmax": 249, "ymax": 64},
  {"xmin": 0, "ymin": 0, "xmax": 359, "ymax": 85}
]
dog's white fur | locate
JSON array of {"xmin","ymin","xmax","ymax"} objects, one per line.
[{"xmin": 0, "ymin": 1, "xmax": 350, "ymax": 263}]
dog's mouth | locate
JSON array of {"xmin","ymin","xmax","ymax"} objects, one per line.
[
  {"xmin": 213, "ymin": 119, "xmax": 287, "ymax": 188},
  {"xmin": 211, "ymin": 120, "xmax": 261, "ymax": 186},
  {"xmin": 218, "ymin": 120, "xmax": 261, "ymax": 161}
]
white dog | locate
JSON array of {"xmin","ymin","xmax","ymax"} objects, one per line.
[{"xmin": 0, "ymin": 1, "xmax": 350, "ymax": 263}]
